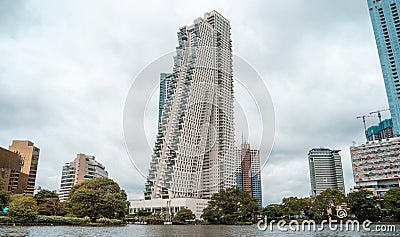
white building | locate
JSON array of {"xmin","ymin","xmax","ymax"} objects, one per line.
[
  {"xmin": 59, "ymin": 153, "xmax": 108, "ymax": 201},
  {"xmin": 144, "ymin": 10, "xmax": 235, "ymax": 200},
  {"xmin": 129, "ymin": 198, "xmax": 209, "ymax": 220},
  {"xmin": 350, "ymin": 138, "xmax": 400, "ymax": 197}
]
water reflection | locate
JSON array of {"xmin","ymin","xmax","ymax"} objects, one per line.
[{"xmin": 0, "ymin": 224, "xmax": 397, "ymax": 237}]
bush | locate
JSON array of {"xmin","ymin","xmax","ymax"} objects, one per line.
[
  {"xmin": 0, "ymin": 215, "xmax": 17, "ymax": 223},
  {"xmin": 34, "ymin": 215, "xmax": 90, "ymax": 225},
  {"xmin": 8, "ymin": 195, "xmax": 38, "ymax": 223},
  {"xmin": 96, "ymin": 217, "xmax": 124, "ymax": 225},
  {"xmin": 236, "ymin": 221, "xmax": 253, "ymax": 225}
]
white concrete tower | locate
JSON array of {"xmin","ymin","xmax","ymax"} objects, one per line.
[{"xmin": 145, "ymin": 11, "xmax": 235, "ymax": 200}]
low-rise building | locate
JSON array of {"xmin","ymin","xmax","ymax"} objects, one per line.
[{"xmin": 129, "ymin": 198, "xmax": 209, "ymax": 220}]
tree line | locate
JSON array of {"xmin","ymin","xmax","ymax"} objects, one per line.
[
  {"xmin": 0, "ymin": 177, "xmax": 129, "ymax": 224},
  {"xmin": 262, "ymin": 188, "xmax": 400, "ymax": 222}
]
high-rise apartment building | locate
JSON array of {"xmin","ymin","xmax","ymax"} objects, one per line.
[
  {"xmin": 367, "ymin": 0, "xmax": 400, "ymax": 135},
  {"xmin": 350, "ymin": 138, "xmax": 400, "ymax": 197},
  {"xmin": 59, "ymin": 153, "xmax": 108, "ymax": 201},
  {"xmin": 235, "ymin": 142, "xmax": 262, "ymax": 206},
  {"xmin": 145, "ymin": 11, "xmax": 235, "ymax": 200},
  {"xmin": 308, "ymin": 148, "xmax": 345, "ymax": 196},
  {"xmin": 8, "ymin": 140, "xmax": 40, "ymax": 195}
]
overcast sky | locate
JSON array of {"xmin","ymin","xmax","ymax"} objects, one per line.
[{"xmin": 0, "ymin": 0, "xmax": 389, "ymax": 205}]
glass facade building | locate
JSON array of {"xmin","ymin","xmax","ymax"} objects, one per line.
[
  {"xmin": 235, "ymin": 142, "xmax": 262, "ymax": 207},
  {"xmin": 368, "ymin": 0, "xmax": 400, "ymax": 135},
  {"xmin": 308, "ymin": 148, "xmax": 345, "ymax": 196}
]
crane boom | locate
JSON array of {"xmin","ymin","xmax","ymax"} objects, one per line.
[{"xmin": 369, "ymin": 108, "xmax": 389, "ymax": 123}]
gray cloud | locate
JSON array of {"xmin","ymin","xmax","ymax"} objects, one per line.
[{"xmin": 0, "ymin": 0, "xmax": 388, "ymax": 205}]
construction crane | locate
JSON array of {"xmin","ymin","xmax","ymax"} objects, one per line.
[
  {"xmin": 369, "ymin": 108, "xmax": 390, "ymax": 123},
  {"xmin": 356, "ymin": 115, "xmax": 377, "ymax": 140}
]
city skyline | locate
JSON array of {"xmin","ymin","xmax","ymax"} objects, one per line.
[{"xmin": 0, "ymin": 0, "xmax": 390, "ymax": 205}]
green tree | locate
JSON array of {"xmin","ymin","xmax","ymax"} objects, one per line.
[
  {"xmin": 309, "ymin": 189, "xmax": 346, "ymax": 220},
  {"xmin": 348, "ymin": 189, "xmax": 381, "ymax": 221},
  {"xmin": 383, "ymin": 187, "xmax": 400, "ymax": 220},
  {"xmin": 0, "ymin": 179, "xmax": 10, "ymax": 213},
  {"xmin": 38, "ymin": 198, "xmax": 65, "ymax": 216},
  {"xmin": 201, "ymin": 188, "xmax": 259, "ymax": 224},
  {"xmin": 281, "ymin": 197, "xmax": 311, "ymax": 219},
  {"xmin": 34, "ymin": 189, "xmax": 58, "ymax": 205},
  {"xmin": 174, "ymin": 208, "xmax": 195, "ymax": 221},
  {"xmin": 65, "ymin": 178, "xmax": 129, "ymax": 221},
  {"xmin": 7, "ymin": 195, "xmax": 38, "ymax": 222},
  {"xmin": 34, "ymin": 189, "xmax": 64, "ymax": 216},
  {"xmin": 261, "ymin": 204, "xmax": 283, "ymax": 221}
]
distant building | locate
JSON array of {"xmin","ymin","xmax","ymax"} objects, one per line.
[
  {"xmin": 59, "ymin": 153, "xmax": 108, "ymax": 201},
  {"xmin": 350, "ymin": 138, "xmax": 400, "ymax": 197},
  {"xmin": 367, "ymin": 0, "xmax": 400, "ymax": 135},
  {"xmin": 8, "ymin": 140, "xmax": 40, "ymax": 195},
  {"xmin": 367, "ymin": 118, "xmax": 394, "ymax": 141},
  {"xmin": 0, "ymin": 147, "xmax": 28, "ymax": 194},
  {"xmin": 308, "ymin": 148, "xmax": 345, "ymax": 196},
  {"xmin": 235, "ymin": 142, "xmax": 262, "ymax": 206},
  {"xmin": 129, "ymin": 198, "xmax": 209, "ymax": 220}
]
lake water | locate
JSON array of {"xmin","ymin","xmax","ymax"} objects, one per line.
[{"xmin": 0, "ymin": 224, "xmax": 398, "ymax": 236}]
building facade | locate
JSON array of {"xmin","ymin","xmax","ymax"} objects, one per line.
[
  {"xmin": 158, "ymin": 73, "xmax": 172, "ymax": 126},
  {"xmin": 350, "ymin": 138, "xmax": 400, "ymax": 197},
  {"xmin": 145, "ymin": 11, "xmax": 235, "ymax": 200},
  {"xmin": 129, "ymin": 198, "xmax": 209, "ymax": 220},
  {"xmin": 8, "ymin": 140, "xmax": 40, "ymax": 195},
  {"xmin": 59, "ymin": 153, "xmax": 108, "ymax": 201},
  {"xmin": 367, "ymin": 118, "xmax": 394, "ymax": 141},
  {"xmin": 0, "ymin": 147, "xmax": 28, "ymax": 194},
  {"xmin": 308, "ymin": 148, "xmax": 345, "ymax": 196},
  {"xmin": 367, "ymin": 0, "xmax": 400, "ymax": 135},
  {"xmin": 235, "ymin": 142, "xmax": 262, "ymax": 206}
]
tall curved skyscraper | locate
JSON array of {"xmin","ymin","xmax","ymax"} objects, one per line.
[{"xmin": 145, "ymin": 11, "xmax": 235, "ymax": 200}]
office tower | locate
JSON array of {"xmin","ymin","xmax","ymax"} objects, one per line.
[
  {"xmin": 367, "ymin": 118, "xmax": 394, "ymax": 141},
  {"xmin": 308, "ymin": 148, "xmax": 345, "ymax": 196},
  {"xmin": 350, "ymin": 138, "xmax": 400, "ymax": 197},
  {"xmin": 367, "ymin": 0, "xmax": 400, "ymax": 135},
  {"xmin": 235, "ymin": 142, "xmax": 262, "ymax": 206},
  {"xmin": 145, "ymin": 11, "xmax": 235, "ymax": 200},
  {"xmin": 59, "ymin": 153, "xmax": 108, "ymax": 201},
  {"xmin": 8, "ymin": 140, "xmax": 40, "ymax": 195},
  {"xmin": 0, "ymin": 147, "xmax": 29, "ymax": 194}
]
